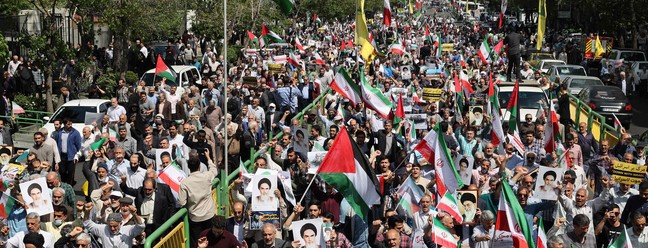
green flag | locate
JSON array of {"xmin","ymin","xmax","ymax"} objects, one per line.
[{"xmin": 90, "ymin": 137, "xmax": 106, "ymax": 151}]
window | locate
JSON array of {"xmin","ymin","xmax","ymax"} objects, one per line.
[
  {"xmin": 50, "ymin": 106, "xmax": 97, "ymax": 123},
  {"xmin": 498, "ymin": 91, "xmax": 549, "ymax": 109}
]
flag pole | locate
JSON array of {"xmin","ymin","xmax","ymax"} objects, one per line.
[{"xmin": 298, "ymin": 173, "xmax": 318, "ymax": 204}]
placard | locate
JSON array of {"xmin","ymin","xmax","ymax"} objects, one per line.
[
  {"xmin": 251, "ymin": 169, "xmax": 278, "ymax": 211},
  {"xmin": 250, "ymin": 211, "xmax": 281, "ymax": 230},
  {"xmin": 468, "ymin": 106, "xmax": 485, "ymax": 127},
  {"xmin": 422, "ymin": 88, "xmax": 442, "ymax": 102},
  {"xmin": 469, "ymin": 93, "xmax": 487, "ymax": 105},
  {"xmin": 412, "ymin": 230, "xmax": 427, "ymax": 248},
  {"xmin": 268, "ymin": 63, "xmax": 282, "ymax": 74},
  {"xmin": 455, "ymin": 157, "xmax": 475, "ymax": 186},
  {"xmin": 612, "ymin": 161, "xmax": 647, "ymax": 185},
  {"xmin": 293, "ymin": 128, "xmax": 310, "ymax": 157},
  {"xmin": 307, "ymin": 151, "xmax": 327, "ymax": 174},
  {"xmin": 441, "ymin": 43, "xmax": 455, "ymax": 52},
  {"xmin": 1, "ymin": 163, "xmax": 25, "ymax": 183},
  {"xmin": 292, "ymin": 219, "xmax": 323, "ymax": 247},
  {"xmin": 0, "ymin": 147, "xmax": 12, "ymax": 166},
  {"xmin": 84, "ymin": 112, "xmax": 104, "ymax": 125},
  {"xmin": 20, "ymin": 177, "xmax": 53, "ymax": 216},
  {"xmin": 243, "ymin": 76, "xmax": 257, "ymax": 86},
  {"xmin": 455, "ymin": 190, "xmax": 479, "ymax": 224},
  {"xmin": 405, "ymin": 114, "xmax": 427, "ymax": 129},
  {"xmin": 277, "ymin": 171, "xmax": 296, "ymax": 207},
  {"xmin": 534, "ymin": 166, "xmax": 564, "ymax": 200}
]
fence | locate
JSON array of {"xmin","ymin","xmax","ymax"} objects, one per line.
[
  {"xmin": 144, "ymin": 208, "xmax": 190, "ymax": 248},
  {"xmin": 567, "ymin": 93, "xmax": 622, "ymax": 146}
]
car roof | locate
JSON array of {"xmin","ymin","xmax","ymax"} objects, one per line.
[
  {"xmin": 584, "ymin": 85, "xmax": 624, "ymax": 92},
  {"xmin": 541, "ymin": 59, "xmax": 565, "ymax": 63},
  {"xmin": 551, "ymin": 64, "xmax": 584, "ymax": 68},
  {"xmin": 497, "ymin": 82, "xmax": 546, "ymax": 93},
  {"xmin": 60, "ymin": 99, "xmax": 110, "ymax": 107},
  {"xmin": 564, "ymin": 76, "xmax": 601, "ymax": 81}
]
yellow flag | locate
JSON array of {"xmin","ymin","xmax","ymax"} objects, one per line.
[
  {"xmin": 595, "ymin": 35, "xmax": 605, "ymax": 58},
  {"xmin": 361, "ymin": 40, "xmax": 376, "ymax": 63},
  {"xmin": 536, "ymin": 0, "xmax": 546, "ymax": 50},
  {"xmin": 355, "ymin": 0, "xmax": 369, "ymax": 45},
  {"xmin": 409, "ymin": 0, "xmax": 414, "ymax": 14}
]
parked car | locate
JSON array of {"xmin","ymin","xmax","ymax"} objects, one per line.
[
  {"xmin": 140, "ymin": 65, "xmax": 201, "ymax": 97},
  {"xmin": 577, "ymin": 85, "xmax": 632, "ymax": 129},
  {"xmin": 547, "ymin": 64, "xmax": 587, "ymax": 83},
  {"xmin": 498, "ymin": 81, "xmax": 550, "ymax": 123},
  {"xmin": 537, "ymin": 59, "xmax": 566, "ymax": 74},
  {"xmin": 563, "ymin": 76, "xmax": 604, "ymax": 95},
  {"xmin": 42, "ymin": 99, "xmax": 111, "ymax": 135}
]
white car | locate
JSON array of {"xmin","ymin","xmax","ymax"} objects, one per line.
[
  {"xmin": 538, "ymin": 59, "xmax": 566, "ymax": 74},
  {"xmin": 42, "ymin": 99, "xmax": 111, "ymax": 135},
  {"xmin": 547, "ymin": 65, "xmax": 587, "ymax": 84},
  {"xmin": 498, "ymin": 82, "xmax": 550, "ymax": 123}
]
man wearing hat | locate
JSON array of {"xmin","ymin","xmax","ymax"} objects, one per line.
[{"xmin": 83, "ymin": 201, "xmax": 145, "ymax": 248}]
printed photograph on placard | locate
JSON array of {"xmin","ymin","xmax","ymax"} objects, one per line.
[
  {"xmin": 251, "ymin": 171, "xmax": 278, "ymax": 211},
  {"xmin": 455, "ymin": 190, "xmax": 478, "ymax": 224},
  {"xmin": 468, "ymin": 106, "xmax": 485, "ymax": 127},
  {"xmin": 307, "ymin": 151, "xmax": 327, "ymax": 174},
  {"xmin": 293, "ymin": 128, "xmax": 310, "ymax": 157},
  {"xmin": 405, "ymin": 114, "xmax": 427, "ymax": 129},
  {"xmin": 0, "ymin": 146, "xmax": 12, "ymax": 166},
  {"xmin": 455, "ymin": 156, "xmax": 475, "ymax": 186},
  {"xmin": 292, "ymin": 219, "xmax": 323, "ymax": 248},
  {"xmin": 20, "ymin": 177, "xmax": 53, "ymax": 216},
  {"xmin": 249, "ymin": 211, "xmax": 281, "ymax": 230},
  {"xmin": 534, "ymin": 166, "xmax": 564, "ymax": 201}
]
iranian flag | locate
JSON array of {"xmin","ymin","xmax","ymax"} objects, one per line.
[
  {"xmin": 360, "ymin": 68, "xmax": 393, "ymax": 118},
  {"xmin": 158, "ymin": 164, "xmax": 187, "ymax": 200},
  {"xmin": 390, "ymin": 41, "xmax": 405, "ymax": 55},
  {"xmin": 537, "ymin": 217, "xmax": 547, "ymax": 248},
  {"xmin": 613, "ymin": 113, "xmax": 625, "ymax": 132},
  {"xmin": 543, "ymin": 102, "xmax": 559, "ymax": 154},
  {"xmin": 317, "ymin": 127, "xmax": 381, "ymax": 220},
  {"xmin": 460, "ymin": 70, "xmax": 473, "ymax": 95},
  {"xmin": 330, "ymin": 68, "xmax": 362, "ymax": 106},
  {"xmin": 493, "ymin": 182, "xmax": 534, "ymax": 248},
  {"xmin": 433, "ymin": 218, "xmax": 457, "ymax": 248},
  {"xmin": 247, "ymin": 31, "xmax": 259, "ymax": 44},
  {"xmin": 436, "ymin": 188, "xmax": 463, "ymax": 224},
  {"xmin": 384, "ymin": 0, "xmax": 392, "ymax": 26},
  {"xmin": 489, "ymin": 74, "xmax": 506, "ymax": 147},
  {"xmin": 507, "ymin": 80, "xmax": 520, "ymax": 133},
  {"xmin": 0, "ymin": 191, "xmax": 14, "ymax": 218},
  {"xmin": 287, "ymin": 52, "xmax": 304, "ymax": 70},
  {"xmin": 414, "ymin": 124, "xmax": 463, "ymax": 194},
  {"xmin": 396, "ymin": 177, "xmax": 425, "ymax": 217},
  {"xmin": 155, "ymin": 55, "xmax": 177, "ymax": 82},
  {"xmin": 313, "ymin": 14, "xmax": 322, "ymax": 24},
  {"xmin": 478, "ymin": 38, "xmax": 492, "ymax": 64},
  {"xmin": 294, "ymin": 36, "xmax": 305, "ymax": 52},
  {"xmin": 314, "ymin": 52, "xmax": 326, "ymax": 65},
  {"xmin": 609, "ymin": 227, "xmax": 634, "ymax": 248},
  {"xmin": 261, "ymin": 24, "xmax": 284, "ymax": 44}
]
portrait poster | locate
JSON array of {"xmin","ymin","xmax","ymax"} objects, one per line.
[
  {"xmin": 455, "ymin": 190, "xmax": 479, "ymax": 224},
  {"xmin": 292, "ymin": 219, "xmax": 323, "ymax": 247},
  {"xmin": 454, "ymin": 156, "xmax": 475, "ymax": 186},
  {"xmin": 534, "ymin": 166, "xmax": 563, "ymax": 200},
  {"xmin": 249, "ymin": 211, "xmax": 281, "ymax": 230},
  {"xmin": 468, "ymin": 106, "xmax": 485, "ymax": 127},
  {"xmin": 251, "ymin": 169, "xmax": 278, "ymax": 212},
  {"xmin": 307, "ymin": 151, "xmax": 327, "ymax": 174},
  {"xmin": 0, "ymin": 147, "xmax": 13, "ymax": 166},
  {"xmin": 277, "ymin": 171, "xmax": 297, "ymax": 207},
  {"xmin": 20, "ymin": 177, "xmax": 53, "ymax": 216},
  {"xmin": 293, "ymin": 128, "xmax": 310, "ymax": 157},
  {"xmin": 155, "ymin": 148, "xmax": 173, "ymax": 170},
  {"xmin": 412, "ymin": 230, "xmax": 427, "ymax": 248},
  {"xmin": 84, "ymin": 112, "xmax": 104, "ymax": 125},
  {"xmin": 405, "ymin": 114, "xmax": 427, "ymax": 129}
]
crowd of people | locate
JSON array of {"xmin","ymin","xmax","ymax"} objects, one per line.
[{"xmin": 0, "ymin": 0, "xmax": 645, "ymax": 247}]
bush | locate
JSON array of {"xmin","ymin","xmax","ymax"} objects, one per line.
[
  {"xmin": 125, "ymin": 71, "xmax": 139, "ymax": 84},
  {"xmin": 14, "ymin": 94, "xmax": 49, "ymax": 118},
  {"xmin": 95, "ymin": 72, "xmax": 118, "ymax": 97}
]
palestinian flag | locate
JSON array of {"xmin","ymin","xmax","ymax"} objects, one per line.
[
  {"xmin": 317, "ymin": 127, "xmax": 381, "ymax": 220},
  {"xmin": 360, "ymin": 68, "xmax": 393, "ymax": 118},
  {"xmin": 273, "ymin": 0, "xmax": 295, "ymax": 15},
  {"xmin": 330, "ymin": 68, "xmax": 362, "ymax": 106},
  {"xmin": 0, "ymin": 191, "xmax": 15, "ymax": 218},
  {"xmin": 537, "ymin": 217, "xmax": 547, "ymax": 248},
  {"xmin": 414, "ymin": 124, "xmax": 463, "ymax": 194},
  {"xmin": 261, "ymin": 24, "xmax": 284, "ymax": 44},
  {"xmin": 247, "ymin": 31, "xmax": 259, "ymax": 44},
  {"xmin": 433, "ymin": 218, "xmax": 457, "ymax": 248},
  {"xmin": 384, "ymin": 0, "xmax": 392, "ymax": 26},
  {"xmin": 609, "ymin": 226, "xmax": 633, "ymax": 248},
  {"xmin": 493, "ymin": 39, "xmax": 504, "ymax": 55},
  {"xmin": 294, "ymin": 36, "xmax": 305, "ymax": 52},
  {"xmin": 155, "ymin": 55, "xmax": 177, "ymax": 82},
  {"xmin": 390, "ymin": 41, "xmax": 405, "ymax": 55},
  {"xmin": 313, "ymin": 14, "xmax": 322, "ymax": 24},
  {"xmin": 489, "ymin": 75, "xmax": 506, "ymax": 148},
  {"xmin": 478, "ymin": 37, "xmax": 492, "ymax": 64},
  {"xmin": 394, "ymin": 94, "xmax": 405, "ymax": 123},
  {"xmin": 507, "ymin": 80, "xmax": 520, "ymax": 133},
  {"xmin": 493, "ymin": 182, "xmax": 534, "ymax": 248},
  {"xmin": 435, "ymin": 34, "xmax": 442, "ymax": 58},
  {"xmin": 314, "ymin": 52, "xmax": 326, "ymax": 65},
  {"xmin": 396, "ymin": 187, "xmax": 423, "ymax": 218}
]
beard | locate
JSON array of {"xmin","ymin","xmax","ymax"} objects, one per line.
[
  {"xmin": 464, "ymin": 207, "xmax": 477, "ymax": 222},
  {"xmin": 258, "ymin": 194, "xmax": 271, "ymax": 202}
]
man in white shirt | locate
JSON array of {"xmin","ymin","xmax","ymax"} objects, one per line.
[
  {"xmin": 412, "ymin": 195, "xmax": 435, "ymax": 230},
  {"xmin": 620, "ymin": 71, "xmax": 634, "ymax": 96},
  {"xmin": 83, "ymin": 204, "xmax": 145, "ymax": 248},
  {"xmin": 6, "ymin": 212, "xmax": 55, "ymax": 248},
  {"xmin": 628, "ymin": 211, "xmax": 648, "ymax": 247},
  {"xmin": 107, "ymin": 98, "xmax": 126, "ymax": 122}
]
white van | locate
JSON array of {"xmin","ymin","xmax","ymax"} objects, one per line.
[{"xmin": 139, "ymin": 65, "xmax": 202, "ymax": 89}]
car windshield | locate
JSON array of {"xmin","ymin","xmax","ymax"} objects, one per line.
[
  {"xmin": 620, "ymin": 52, "xmax": 646, "ymax": 61},
  {"xmin": 543, "ymin": 61, "xmax": 564, "ymax": 69},
  {"xmin": 50, "ymin": 106, "xmax": 96, "ymax": 123},
  {"xmin": 570, "ymin": 79, "xmax": 603, "ymax": 88},
  {"xmin": 590, "ymin": 89, "xmax": 626, "ymax": 100},
  {"xmin": 140, "ymin": 73, "xmax": 178, "ymax": 87},
  {"xmin": 557, "ymin": 67, "xmax": 586, "ymax": 76},
  {"xmin": 498, "ymin": 91, "xmax": 548, "ymax": 109}
]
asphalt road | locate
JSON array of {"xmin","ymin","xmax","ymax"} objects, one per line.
[{"xmin": 628, "ymin": 95, "xmax": 648, "ymax": 137}]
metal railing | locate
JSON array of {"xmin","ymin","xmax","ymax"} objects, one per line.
[
  {"xmin": 144, "ymin": 208, "xmax": 190, "ymax": 248},
  {"xmin": 23, "ymin": 110, "xmax": 53, "ymax": 121},
  {"xmin": 567, "ymin": 93, "xmax": 622, "ymax": 146},
  {"xmin": 0, "ymin": 115, "xmax": 45, "ymax": 127}
]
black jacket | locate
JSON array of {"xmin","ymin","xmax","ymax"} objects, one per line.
[
  {"xmin": 504, "ymin": 32, "xmax": 524, "ymax": 56},
  {"xmin": 121, "ymin": 183, "xmax": 176, "ymax": 231}
]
